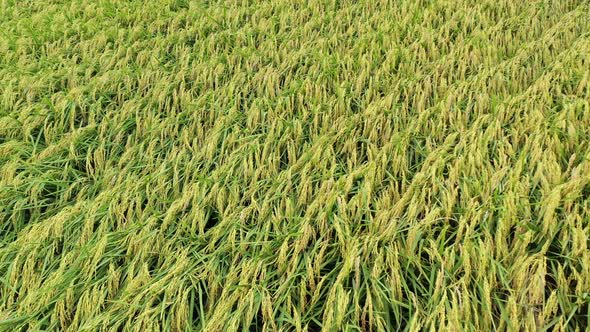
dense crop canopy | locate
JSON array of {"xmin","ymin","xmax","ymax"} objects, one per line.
[{"xmin": 1, "ymin": 0, "xmax": 589, "ymax": 331}]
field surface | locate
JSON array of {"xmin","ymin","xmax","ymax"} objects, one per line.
[{"xmin": 1, "ymin": 0, "xmax": 590, "ymax": 331}]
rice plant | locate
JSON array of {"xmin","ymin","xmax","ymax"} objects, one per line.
[{"xmin": 1, "ymin": 0, "xmax": 589, "ymax": 331}]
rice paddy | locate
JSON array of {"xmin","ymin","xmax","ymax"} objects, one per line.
[{"xmin": 1, "ymin": 0, "xmax": 590, "ymax": 331}]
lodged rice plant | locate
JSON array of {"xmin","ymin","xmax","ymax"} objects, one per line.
[{"xmin": 1, "ymin": 0, "xmax": 589, "ymax": 331}]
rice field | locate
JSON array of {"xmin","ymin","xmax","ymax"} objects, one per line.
[{"xmin": 1, "ymin": 0, "xmax": 590, "ymax": 331}]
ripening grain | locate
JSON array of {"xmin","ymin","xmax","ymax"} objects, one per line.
[{"xmin": 1, "ymin": 0, "xmax": 589, "ymax": 331}]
